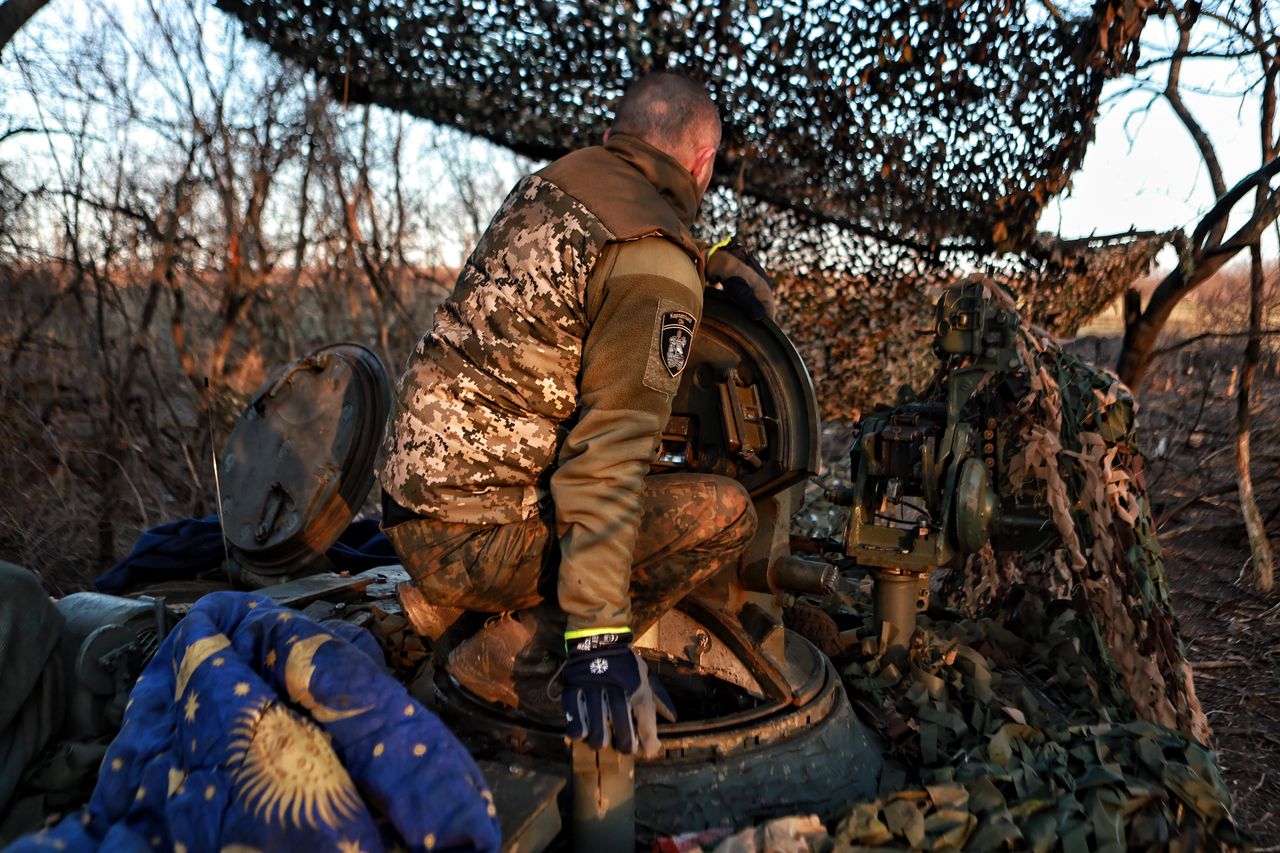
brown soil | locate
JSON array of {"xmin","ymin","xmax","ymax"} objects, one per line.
[{"xmin": 1135, "ymin": 343, "xmax": 1280, "ymax": 845}]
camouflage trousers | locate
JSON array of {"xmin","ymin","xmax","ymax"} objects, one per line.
[{"xmin": 383, "ymin": 473, "xmax": 757, "ymax": 634}]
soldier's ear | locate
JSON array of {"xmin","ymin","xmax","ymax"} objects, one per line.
[
  {"xmin": 604, "ymin": 128, "xmax": 613, "ymax": 144},
  {"xmin": 691, "ymin": 145, "xmax": 716, "ymax": 194}
]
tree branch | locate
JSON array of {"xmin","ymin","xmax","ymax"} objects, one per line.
[
  {"xmin": 1191, "ymin": 155, "xmax": 1280, "ymax": 251},
  {"xmin": 1166, "ymin": 13, "xmax": 1229, "ymax": 218},
  {"xmin": 1153, "ymin": 327, "xmax": 1280, "ymax": 355},
  {"xmin": 0, "ymin": 0, "xmax": 48, "ymax": 57}
]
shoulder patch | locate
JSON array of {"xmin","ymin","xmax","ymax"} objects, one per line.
[
  {"xmin": 660, "ymin": 311, "xmax": 696, "ymax": 377},
  {"xmin": 643, "ymin": 298, "xmax": 698, "ymax": 393}
]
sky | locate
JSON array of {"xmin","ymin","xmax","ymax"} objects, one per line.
[
  {"xmin": 2, "ymin": 2, "xmax": 1275, "ymax": 264},
  {"xmin": 1040, "ymin": 19, "xmax": 1278, "ymax": 260}
]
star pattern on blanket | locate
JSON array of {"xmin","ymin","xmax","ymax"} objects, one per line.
[{"xmin": 7, "ymin": 592, "xmax": 501, "ymax": 852}]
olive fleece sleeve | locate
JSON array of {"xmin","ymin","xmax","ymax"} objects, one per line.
[{"xmin": 552, "ymin": 237, "xmax": 703, "ymax": 631}]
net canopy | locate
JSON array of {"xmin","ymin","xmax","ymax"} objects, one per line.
[{"xmin": 213, "ymin": 0, "xmax": 1164, "ymax": 414}]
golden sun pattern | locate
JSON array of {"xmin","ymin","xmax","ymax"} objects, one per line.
[{"xmin": 227, "ymin": 699, "xmax": 360, "ymax": 830}]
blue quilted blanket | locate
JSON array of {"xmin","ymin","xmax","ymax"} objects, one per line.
[{"xmin": 5, "ymin": 592, "xmax": 501, "ymax": 852}]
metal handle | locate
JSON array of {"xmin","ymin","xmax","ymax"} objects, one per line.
[
  {"xmin": 571, "ymin": 742, "xmax": 635, "ymax": 853},
  {"xmin": 254, "ymin": 482, "xmax": 287, "ymax": 543},
  {"xmin": 250, "ymin": 352, "xmax": 332, "ymax": 414}
]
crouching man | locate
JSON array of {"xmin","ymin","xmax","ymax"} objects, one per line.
[{"xmin": 377, "ymin": 73, "xmax": 767, "ymax": 757}]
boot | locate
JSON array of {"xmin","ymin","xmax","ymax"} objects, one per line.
[
  {"xmin": 447, "ymin": 610, "xmax": 563, "ymax": 724},
  {"xmin": 397, "ymin": 582, "xmax": 464, "ymax": 643}
]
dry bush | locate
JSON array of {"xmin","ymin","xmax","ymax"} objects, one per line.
[
  {"xmin": 0, "ymin": 0, "xmax": 517, "ymax": 591},
  {"xmin": 1182, "ymin": 260, "xmax": 1280, "ymax": 332}
]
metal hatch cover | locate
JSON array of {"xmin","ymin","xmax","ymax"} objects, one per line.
[
  {"xmin": 653, "ymin": 289, "xmax": 822, "ymax": 499},
  {"xmin": 220, "ymin": 343, "xmax": 391, "ymax": 583}
]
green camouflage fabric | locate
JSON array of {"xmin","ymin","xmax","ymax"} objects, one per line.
[
  {"xmin": 385, "ymin": 472, "xmax": 756, "ymax": 634},
  {"xmin": 826, "ymin": 607, "xmax": 1243, "ymax": 851},
  {"xmin": 784, "ymin": 284, "xmax": 1237, "ymax": 848},
  {"xmin": 798, "ymin": 284, "xmax": 1207, "ymax": 743},
  {"xmin": 377, "ymin": 172, "xmax": 610, "ymax": 525},
  {"xmin": 940, "ymin": 297, "xmax": 1209, "ymax": 744},
  {"xmin": 778, "ymin": 589, "xmax": 1242, "ymax": 850}
]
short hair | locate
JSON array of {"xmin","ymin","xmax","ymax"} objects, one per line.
[{"xmin": 611, "ymin": 73, "xmax": 721, "ymax": 162}]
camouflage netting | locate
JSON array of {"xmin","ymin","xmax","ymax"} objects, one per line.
[
  {"xmin": 943, "ymin": 295, "xmax": 1209, "ymax": 743},
  {"xmin": 788, "ymin": 284, "xmax": 1235, "ymax": 847},
  {"xmin": 214, "ymin": 0, "xmax": 1166, "ymax": 415},
  {"xmin": 748, "ymin": 211, "xmax": 1172, "ymax": 419},
  {"xmin": 798, "ymin": 602, "xmax": 1242, "ymax": 850},
  {"xmin": 203, "ymin": 5, "xmax": 1240, "ymax": 841}
]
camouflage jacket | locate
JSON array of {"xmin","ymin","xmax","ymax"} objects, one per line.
[{"xmin": 377, "ymin": 133, "xmax": 705, "ymax": 630}]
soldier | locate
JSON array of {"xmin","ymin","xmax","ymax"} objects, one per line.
[{"xmin": 377, "ymin": 73, "xmax": 771, "ymax": 757}]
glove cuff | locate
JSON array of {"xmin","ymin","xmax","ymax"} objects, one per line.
[{"xmin": 564, "ymin": 627, "xmax": 631, "ymax": 655}]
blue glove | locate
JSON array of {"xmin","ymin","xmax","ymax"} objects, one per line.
[
  {"xmin": 561, "ymin": 630, "xmax": 675, "ymax": 757},
  {"xmin": 707, "ymin": 239, "xmax": 776, "ymax": 321},
  {"xmin": 721, "ymin": 276, "xmax": 768, "ymax": 321}
]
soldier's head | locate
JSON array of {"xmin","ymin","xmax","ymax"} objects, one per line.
[{"xmin": 607, "ymin": 72, "xmax": 721, "ymax": 197}]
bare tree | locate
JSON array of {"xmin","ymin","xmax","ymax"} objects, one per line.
[
  {"xmin": 1236, "ymin": 0, "xmax": 1277, "ymax": 592},
  {"xmin": 0, "ymin": 0, "xmax": 503, "ymax": 583},
  {"xmin": 0, "ymin": 0, "xmax": 48, "ymax": 56},
  {"xmin": 1110, "ymin": 1, "xmax": 1278, "ymax": 592},
  {"xmin": 1117, "ymin": 4, "xmax": 1280, "ymax": 390}
]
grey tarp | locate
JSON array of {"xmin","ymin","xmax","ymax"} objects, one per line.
[{"xmin": 0, "ymin": 561, "xmax": 65, "ymax": 816}]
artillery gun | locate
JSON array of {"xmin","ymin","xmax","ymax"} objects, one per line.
[
  {"xmin": 839, "ymin": 280, "xmax": 1061, "ymax": 657},
  {"xmin": 52, "ymin": 280, "xmax": 1078, "ymax": 850}
]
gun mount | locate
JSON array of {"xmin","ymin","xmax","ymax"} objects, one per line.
[{"xmin": 840, "ymin": 280, "xmax": 1059, "ymax": 656}]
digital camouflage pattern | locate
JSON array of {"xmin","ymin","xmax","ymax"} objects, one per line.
[
  {"xmin": 379, "ymin": 134, "xmax": 715, "ymax": 630},
  {"xmin": 378, "ymin": 172, "xmax": 608, "ymax": 525},
  {"xmin": 386, "ymin": 473, "xmax": 756, "ymax": 635},
  {"xmin": 378, "ymin": 135, "xmax": 702, "ymax": 526}
]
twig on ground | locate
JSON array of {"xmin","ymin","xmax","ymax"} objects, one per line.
[
  {"xmin": 1158, "ymin": 483, "xmax": 1240, "ymax": 528},
  {"xmin": 1190, "ymin": 660, "xmax": 1250, "ymax": 669},
  {"xmin": 1155, "ymin": 327, "xmax": 1280, "ymax": 356}
]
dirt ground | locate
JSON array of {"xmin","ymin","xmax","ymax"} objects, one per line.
[{"xmin": 1127, "ymin": 341, "xmax": 1280, "ymax": 846}]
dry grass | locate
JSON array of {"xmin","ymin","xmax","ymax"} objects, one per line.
[{"xmin": 0, "ymin": 262, "xmax": 451, "ymax": 592}]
